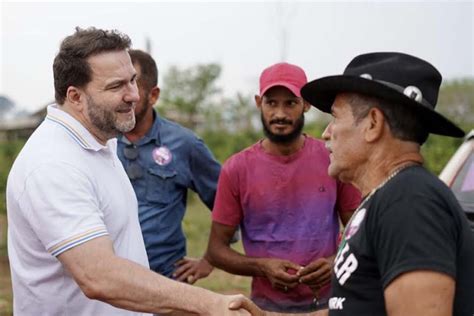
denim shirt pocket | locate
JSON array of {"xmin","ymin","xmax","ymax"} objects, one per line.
[{"xmin": 146, "ymin": 166, "xmax": 178, "ymax": 204}]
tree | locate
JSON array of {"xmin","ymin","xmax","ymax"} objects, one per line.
[
  {"xmin": 437, "ymin": 79, "xmax": 474, "ymax": 131},
  {"xmin": 204, "ymin": 92, "xmax": 259, "ymax": 133},
  {"xmin": 158, "ymin": 64, "xmax": 221, "ymax": 130},
  {"xmin": 226, "ymin": 93, "xmax": 259, "ymax": 132}
]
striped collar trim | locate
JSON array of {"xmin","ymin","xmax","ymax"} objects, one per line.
[{"xmin": 46, "ymin": 105, "xmax": 106, "ymax": 151}]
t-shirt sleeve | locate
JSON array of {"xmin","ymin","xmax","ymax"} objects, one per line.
[
  {"xmin": 19, "ymin": 162, "xmax": 109, "ymax": 257},
  {"xmin": 371, "ymin": 193, "xmax": 458, "ymax": 288},
  {"xmin": 336, "ymin": 181, "xmax": 361, "ymax": 213},
  {"xmin": 211, "ymin": 162, "xmax": 242, "ymax": 227}
]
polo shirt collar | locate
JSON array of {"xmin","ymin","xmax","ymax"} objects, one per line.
[{"xmin": 46, "ymin": 104, "xmax": 109, "ymax": 152}]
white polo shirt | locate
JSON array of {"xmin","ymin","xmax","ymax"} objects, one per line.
[{"xmin": 7, "ymin": 105, "xmax": 150, "ymax": 315}]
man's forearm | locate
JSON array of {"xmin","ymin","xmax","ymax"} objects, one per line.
[
  {"xmin": 206, "ymin": 244, "xmax": 265, "ymax": 277},
  {"xmin": 59, "ymin": 236, "xmax": 233, "ymax": 315},
  {"xmin": 90, "ymin": 255, "xmax": 227, "ymax": 314}
]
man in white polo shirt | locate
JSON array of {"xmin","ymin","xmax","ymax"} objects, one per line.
[{"xmin": 6, "ymin": 27, "xmax": 254, "ymax": 316}]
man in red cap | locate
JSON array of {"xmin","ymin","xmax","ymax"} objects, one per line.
[{"xmin": 206, "ymin": 62, "xmax": 360, "ymax": 313}]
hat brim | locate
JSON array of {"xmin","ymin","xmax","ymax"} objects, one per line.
[
  {"xmin": 301, "ymin": 75, "xmax": 465, "ymax": 138},
  {"xmin": 261, "ymin": 81, "xmax": 302, "ymax": 97}
]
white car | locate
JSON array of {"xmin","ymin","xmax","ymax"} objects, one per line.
[{"xmin": 439, "ymin": 130, "xmax": 474, "ymax": 230}]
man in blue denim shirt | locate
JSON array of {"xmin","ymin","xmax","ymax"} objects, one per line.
[{"xmin": 117, "ymin": 49, "xmax": 220, "ymax": 283}]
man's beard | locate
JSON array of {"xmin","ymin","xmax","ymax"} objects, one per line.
[
  {"xmin": 86, "ymin": 95, "xmax": 136, "ymax": 139},
  {"xmin": 261, "ymin": 112, "xmax": 305, "ymax": 144},
  {"xmin": 134, "ymin": 93, "xmax": 149, "ymax": 125}
]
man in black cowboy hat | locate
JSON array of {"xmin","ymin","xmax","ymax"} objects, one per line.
[
  {"xmin": 230, "ymin": 52, "xmax": 474, "ymax": 316},
  {"xmin": 304, "ymin": 52, "xmax": 474, "ymax": 316}
]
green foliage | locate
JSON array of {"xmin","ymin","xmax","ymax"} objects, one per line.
[
  {"xmin": 418, "ymin": 78, "xmax": 473, "ymax": 175},
  {"xmin": 159, "ymin": 64, "xmax": 222, "ymax": 130},
  {"xmin": 201, "ymin": 128, "xmax": 262, "ymax": 163},
  {"xmin": 183, "ymin": 194, "xmax": 251, "ymax": 294},
  {"xmin": 0, "ymin": 141, "xmax": 24, "ymax": 278},
  {"xmin": 0, "ymin": 141, "xmax": 25, "ymax": 215},
  {"xmin": 438, "ymin": 78, "xmax": 474, "ymax": 127},
  {"xmin": 422, "ymin": 134, "xmax": 464, "ymax": 175},
  {"xmin": 302, "ymin": 120, "xmax": 327, "ymax": 140}
]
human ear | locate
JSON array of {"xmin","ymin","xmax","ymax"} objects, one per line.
[
  {"xmin": 303, "ymin": 101, "xmax": 311, "ymax": 112},
  {"xmin": 365, "ymin": 107, "xmax": 385, "ymax": 142},
  {"xmin": 255, "ymin": 95, "xmax": 262, "ymax": 110},
  {"xmin": 65, "ymin": 86, "xmax": 85, "ymax": 111},
  {"xmin": 149, "ymin": 86, "xmax": 160, "ymax": 106}
]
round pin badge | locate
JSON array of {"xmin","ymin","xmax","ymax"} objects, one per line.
[
  {"xmin": 152, "ymin": 146, "xmax": 172, "ymax": 166},
  {"xmin": 345, "ymin": 208, "xmax": 367, "ymax": 240}
]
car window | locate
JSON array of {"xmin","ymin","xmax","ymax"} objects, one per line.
[{"xmin": 451, "ymin": 148, "xmax": 474, "ymax": 215}]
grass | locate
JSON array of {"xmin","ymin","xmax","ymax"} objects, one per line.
[
  {"xmin": 0, "ymin": 214, "xmax": 12, "ymax": 316},
  {"xmin": 183, "ymin": 195, "xmax": 251, "ymax": 294},
  {"xmin": 0, "ymin": 194, "xmax": 250, "ymax": 315}
]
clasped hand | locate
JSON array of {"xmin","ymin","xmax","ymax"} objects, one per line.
[
  {"xmin": 173, "ymin": 256, "xmax": 214, "ymax": 284},
  {"xmin": 260, "ymin": 257, "xmax": 333, "ymax": 294}
]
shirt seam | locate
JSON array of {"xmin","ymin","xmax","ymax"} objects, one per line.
[{"xmin": 382, "ymin": 260, "xmax": 456, "ymax": 289}]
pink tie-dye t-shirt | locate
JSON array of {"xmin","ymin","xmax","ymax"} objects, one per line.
[{"xmin": 212, "ymin": 136, "xmax": 361, "ymax": 312}]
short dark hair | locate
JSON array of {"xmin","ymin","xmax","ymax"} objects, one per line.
[
  {"xmin": 53, "ymin": 27, "xmax": 132, "ymax": 105},
  {"xmin": 348, "ymin": 93, "xmax": 429, "ymax": 144},
  {"xmin": 128, "ymin": 49, "xmax": 158, "ymax": 90}
]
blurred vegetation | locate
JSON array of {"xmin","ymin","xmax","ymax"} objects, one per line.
[
  {"xmin": 0, "ymin": 142, "xmax": 22, "ymax": 314},
  {"xmin": 0, "ymin": 141, "xmax": 24, "ymax": 217},
  {"xmin": 159, "ymin": 64, "xmax": 222, "ymax": 131},
  {"xmin": 437, "ymin": 78, "xmax": 474, "ymax": 129},
  {"xmin": 183, "ymin": 196, "xmax": 251, "ymax": 294}
]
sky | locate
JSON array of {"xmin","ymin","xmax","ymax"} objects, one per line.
[{"xmin": 1, "ymin": 1, "xmax": 473, "ymax": 112}]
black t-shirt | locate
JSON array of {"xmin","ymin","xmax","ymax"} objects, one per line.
[{"xmin": 329, "ymin": 166, "xmax": 474, "ymax": 315}]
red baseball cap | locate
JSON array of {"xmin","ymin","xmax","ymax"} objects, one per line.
[{"xmin": 259, "ymin": 62, "xmax": 308, "ymax": 97}]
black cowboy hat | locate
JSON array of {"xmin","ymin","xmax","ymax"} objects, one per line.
[{"xmin": 301, "ymin": 52, "xmax": 465, "ymax": 138}]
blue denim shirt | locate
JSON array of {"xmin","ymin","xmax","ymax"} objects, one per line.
[{"xmin": 117, "ymin": 112, "xmax": 220, "ymax": 277}]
